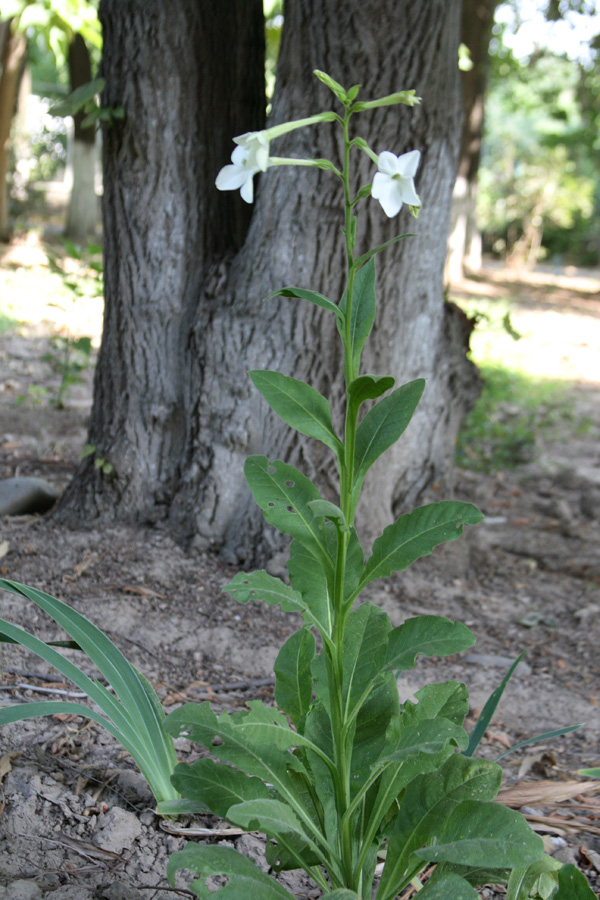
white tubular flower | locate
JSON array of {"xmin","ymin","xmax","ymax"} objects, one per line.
[
  {"xmin": 215, "ymin": 131, "xmax": 270, "ymax": 203},
  {"xmin": 371, "ymin": 149, "xmax": 421, "ymax": 217}
]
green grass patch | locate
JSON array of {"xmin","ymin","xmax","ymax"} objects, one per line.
[
  {"xmin": 456, "ymin": 363, "xmax": 574, "ymax": 472},
  {"xmin": 0, "ymin": 308, "xmax": 21, "ymax": 335}
]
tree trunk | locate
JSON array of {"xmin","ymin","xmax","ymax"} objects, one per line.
[
  {"xmin": 65, "ymin": 32, "xmax": 99, "ymax": 242},
  {"xmin": 446, "ymin": 0, "xmax": 498, "ymax": 282},
  {"xmin": 0, "ymin": 20, "xmax": 27, "ymax": 243},
  {"xmin": 57, "ymin": 0, "xmax": 480, "ymax": 565}
]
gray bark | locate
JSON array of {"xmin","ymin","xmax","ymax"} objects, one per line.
[{"xmin": 57, "ymin": 0, "xmax": 479, "ymax": 565}]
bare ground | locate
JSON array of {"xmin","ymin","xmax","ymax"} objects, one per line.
[{"xmin": 0, "ymin": 254, "xmax": 599, "ymax": 898}]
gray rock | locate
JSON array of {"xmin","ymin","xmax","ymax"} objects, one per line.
[
  {"xmin": 93, "ymin": 806, "xmax": 143, "ymax": 853},
  {"xmin": 44, "ymin": 888, "xmax": 94, "ymax": 899},
  {"xmin": 0, "ymin": 478, "xmax": 59, "ymax": 516},
  {"xmin": 463, "ymin": 653, "xmax": 532, "ymax": 676},
  {"xmin": 0, "ymin": 880, "xmax": 42, "ymax": 900}
]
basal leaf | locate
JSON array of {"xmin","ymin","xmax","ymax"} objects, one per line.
[
  {"xmin": 397, "ymin": 870, "xmax": 479, "ymax": 900},
  {"xmin": 267, "ymin": 286, "xmax": 343, "ymax": 320},
  {"xmin": 168, "ymin": 843, "xmax": 296, "ymax": 899},
  {"xmin": 378, "ymin": 755, "xmax": 502, "ymax": 899},
  {"xmin": 171, "ymin": 758, "xmax": 269, "ymax": 818},
  {"xmin": 274, "ymin": 628, "xmax": 315, "ymax": 728},
  {"xmin": 414, "ymin": 800, "xmax": 544, "ymax": 869},
  {"xmin": 338, "ymin": 258, "xmax": 376, "ymax": 372},
  {"xmin": 250, "ymin": 370, "xmax": 342, "ymax": 457},
  {"xmin": 379, "ymin": 717, "xmax": 468, "ymax": 766},
  {"xmin": 244, "ymin": 457, "xmax": 333, "ymax": 575},
  {"xmin": 353, "ymin": 379, "xmax": 425, "ymax": 493},
  {"xmin": 506, "ymin": 855, "xmax": 561, "ymax": 900},
  {"xmin": 385, "ymin": 615, "xmax": 475, "ymax": 673},
  {"xmin": 361, "ymin": 502, "xmax": 484, "ymax": 588},
  {"xmin": 227, "ymin": 798, "xmax": 314, "ymax": 846},
  {"xmin": 555, "ymin": 864, "xmax": 596, "ymax": 898}
]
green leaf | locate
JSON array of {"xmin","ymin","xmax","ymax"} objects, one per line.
[
  {"xmin": 402, "ymin": 681, "xmax": 470, "ymax": 727},
  {"xmin": 227, "ymin": 798, "xmax": 313, "ymax": 845},
  {"xmin": 50, "ymin": 78, "xmax": 105, "ymax": 117},
  {"xmin": 348, "ymin": 374, "xmax": 395, "ymax": 410},
  {"xmin": 308, "ymin": 499, "xmax": 348, "ymax": 532},
  {"xmin": 338, "ymin": 258, "xmax": 376, "ymax": 372},
  {"xmin": 267, "ymin": 286, "xmax": 343, "ymax": 320},
  {"xmin": 378, "ymin": 755, "xmax": 502, "ymax": 899},
  {"xmin": 223, "ymin": 570, "xmax": 304, "ymax": 613},
  {"xmin": 354, "ymin": 233, "xmax": 414, "ymax": 270},
  {"xmin": 380, "ymin": 717, "xmax": 468, "ymax": 766},
  {"xmin": 362, "ymin": 502, "xmax": 484, "ymax": 589},
  {"xmin": 274, "ymin": 628, "xmax": 315, "ymax": 728},
  {"xmin": 495, "ymin": 724, "xmax": 583, "ymax": 762},
  {"xmin": 506, "ymin": 855, "xmax": 561, "ymax": 900},
  {"xmin": 168, "ymin": 843, "xmax": 296, "ymax": 899},
  {"xmin": 385, "ymin": 615, "xmax": 475, "ymax": 673},
  {"xmin": 288, "ymin": 539, "xmax": 333, "ymax": 638},
  {"xmin": 578, "ymin": 767, "xmax": 600, "ymax": 777},
  {"xmin": 325, "ymin": 892, "xmax": 363, "ymax": 900},
  {"xmin": 555, "ymin": 864, "xmax": 596, "ymax": 899},
  {"xmin": 171, "ymin": 758, "xmax": 269, "ymax": 819},
  {"xmin": 155, "ymin": 797, "xmax": 211, "ymax": 816},
  {"xmin": 464, "ymin": 650, "xmax": 528, "ymax": 758},
  {"xmin": 353, "ymin": 379, "xmax": 425, "ymax": 493},
  {"xmin": 414, "ymin": 800, "xmax": 544, "ymax": 869},
  {"xmin": 0, "ymin": 580, "xmax": 177, "ymax": 803},
  {"xmin": 244, "ymin": 457, "xmax": 333, "ymax": 575},
  {"xmin": 352, "ymin": 89, "xmax": 420, "ymax": 111},
  {"xmin": 342, "ymin": 602, "xmax": 391, "ymax": 716},
  {"xmin": 350, "ymin": 673, "xmax": 401, "ymax": 793},
  {"xmin": 396, "ymin": 871, "xmax": 479, "ymax": 900},
  {"xmin": 250, "ymin": 370, "xmax": 342, "ymax": 457}
]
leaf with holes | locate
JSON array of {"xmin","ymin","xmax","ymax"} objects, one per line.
[
  {"xmin": 250, "ymin": 370, "xmax": 343, "ymax": 458},
  {"xmin": 168, "ymin": 844, "xmax": 296, "ymax": 899},
  {"xmin": 244, "ymin": 456, "xmax": 334, "ymax": 576}
]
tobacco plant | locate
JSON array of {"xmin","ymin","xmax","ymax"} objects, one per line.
[{"xmin": 166, "ymin": 72, "xmax": 592, "ymax": 899}]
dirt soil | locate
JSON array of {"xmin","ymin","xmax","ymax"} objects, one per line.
[{"xmin": 0, "ymin": 259, "xmax": 599, "ymax": 899}]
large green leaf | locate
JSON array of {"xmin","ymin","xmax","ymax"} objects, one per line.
[
  {"xmin": 353, "ymin": 379, "xmax": 425, "ymax": 493},
  {"xmin": 414, "ymin": 800, "xmax": 544, "ymax": 869},
  {"xmin": 338, "ymin": 258, "xmax": 376, "ymax": 372},
  {"xmin": 361, "ymin": 502, "xmax": 483, "ymax": 588},
  {"xmin": 385, "ymin": 615, "xmax": 475, "ymax": 673},
  {"xmin": 287, "ymin": 539, "xmax": 333, "ymax": 637},
  {"xmin": 168, "ymin": 843, "xmax": 296, "ymax": 899},
  {"xmin": 226, "ymin": 798, "xmax": 315, "ymax": 847},
  {"xmin": 347, "ymin": 374, "xmax": 395, "ymax": 411},
  {"xmin": 402, "ymin": 681, "xmax": 470, "ymax": 727},
  {"xmin": 350, "ymin": 673, "xmax": 401, "ymax": 794},
  {"xmin": 379, "ymin": 717, "xmax": 468, "ymax": 766},
  {"xmin": 342, "ymin": 602, "xmax": 391, "ymax": 717},
  {"xmin": 274, "ymin": 628, "xmax": 315, "ymax": 728},
  {"xmin": 171, "ymin": 759, "xmax": 268, "ymax": 818},
  {"xmin": 506, "ymin": 855, "xmax": 561, "ymax": 900},
  {"xmin": 395, "ymin": 871, "xmax": 479, "ymax": 900},
  {"xmin": 250, "ymin": 370, "xmax": 342, "ymax": 457},
  {"xmin": 244, "ymin": 457, "xmax": 333, "ymax": 575},
  {"xmin": 267, "ymin": 286, "xmax": 344, "ymax": 321},
  {"xmin": 378, "ymin": 755, "xmax": 502, "ymax": 899}
]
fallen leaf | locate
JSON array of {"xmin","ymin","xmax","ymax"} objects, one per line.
[
  {"xmin": 0, "ymin": 541, "xmax": 9, "ymax": 559},
  {"xmin": 497, "ymin": 779, "xmax": 600, "ymax": 807},
  {"xmin": 579, "ymin": 845, "xmax": 600, "ymax": 872}
]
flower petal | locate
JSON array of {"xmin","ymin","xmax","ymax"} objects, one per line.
[
  {"xmin": 216, "ymin": 164, "xmax": 251, "ymax": 192},
  {"xmin": 395, "ymin": 149, "xmax": 421, "ymax": 177},
  {"xmin": 239, "ymin": 176, "xmax": 254, "ymax": 204},
  {"xmin": 377, "ymin": 151, "xmax": 401, "ymax": 177},
  {"xmin": 397, "ymin": 177, "xmax": 421, "ymax": 207}
]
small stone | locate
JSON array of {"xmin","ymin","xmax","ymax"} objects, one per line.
[
  {"xmin": 45, "ymin": 887, "xmax": 94, "ymax": 899},
  {"xmin": 93, "ymin": 806, "xmax": 143, "ymax": 853},
  {"xmin": 463, "ymin": 653, "xmax": 532, "ymax": 676},
  {"xmin": 0, "ymin": 477, "xmax": 59, "ymax": 516}
]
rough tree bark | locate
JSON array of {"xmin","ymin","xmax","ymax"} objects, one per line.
[
  {"xmin": 65, "ymin": 32, "xmax": 99, "ymax": 241},
  {"xmin": 446, "ymin": 0, "xmax": 499, "ymax": 281},
  {"xmin": 57, "ymin": 0, "xmax": 480, "ymax": 564},
  {"xmin": 0, "ymin": 20, "xmax": 27, "ymax": 243}
]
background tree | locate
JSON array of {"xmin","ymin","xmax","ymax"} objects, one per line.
[
  {"xmin": 0, "ymin": 17, "xmax": 27, "ymax": 241},
  {"xmin": 57, "ymin": 0, "xmax": 480, "ymax": 564}
]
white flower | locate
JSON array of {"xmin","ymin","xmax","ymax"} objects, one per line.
[
  {"xmin": 371, "ymin": 149, "xmax": 421, "ymax": 217},
  {"xmin": 215, "ymin": 131, "xmax": 270, "ymax": 203}
]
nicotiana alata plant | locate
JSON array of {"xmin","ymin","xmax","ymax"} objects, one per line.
[{"xmin": 166, "ymin": 72, "xmax": 594, "ymax": 899}]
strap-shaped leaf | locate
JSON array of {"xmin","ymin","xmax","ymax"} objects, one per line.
[
  {"xmin": 361, "ymin": 501, "xmax": 483, "ymax": 589},
  {"xmin": 385, "ymin": 615, "xmax": 475, "ymax": 673},
  {"xmin": 168, "ymin": 844, "xmax": 296, "ymax": 899},
  {"xmin": 378, "ymin": 755, "xmax": 502, "ymax": 899},
  {"xmin": 274, "ymin": 628, "xmax": 315, "ymax": 728},
  {"xmin": 171, "ymin": 758, "xmax": 269, "ymax": 818},
  {"xmin": 414, "ymin": 800, "xmax": 544, "ymax": 869},
  {"xmin": 338, "ymin": 258, "xmax": 376, "ymax": 372},
  {"xmin": 244, "ymin": 456, "xmax": 333, "ymax": 575},
  {"xmin": 267, "ymin": 286, "xmax": 343, "ymax": 320},
  {"xmin": 250, "ymin": 370, "xmax": 342, "ymax": 457},
  {"xmin": 353, "ymin": 379, "xmax": 425, "ymax": 491}
]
